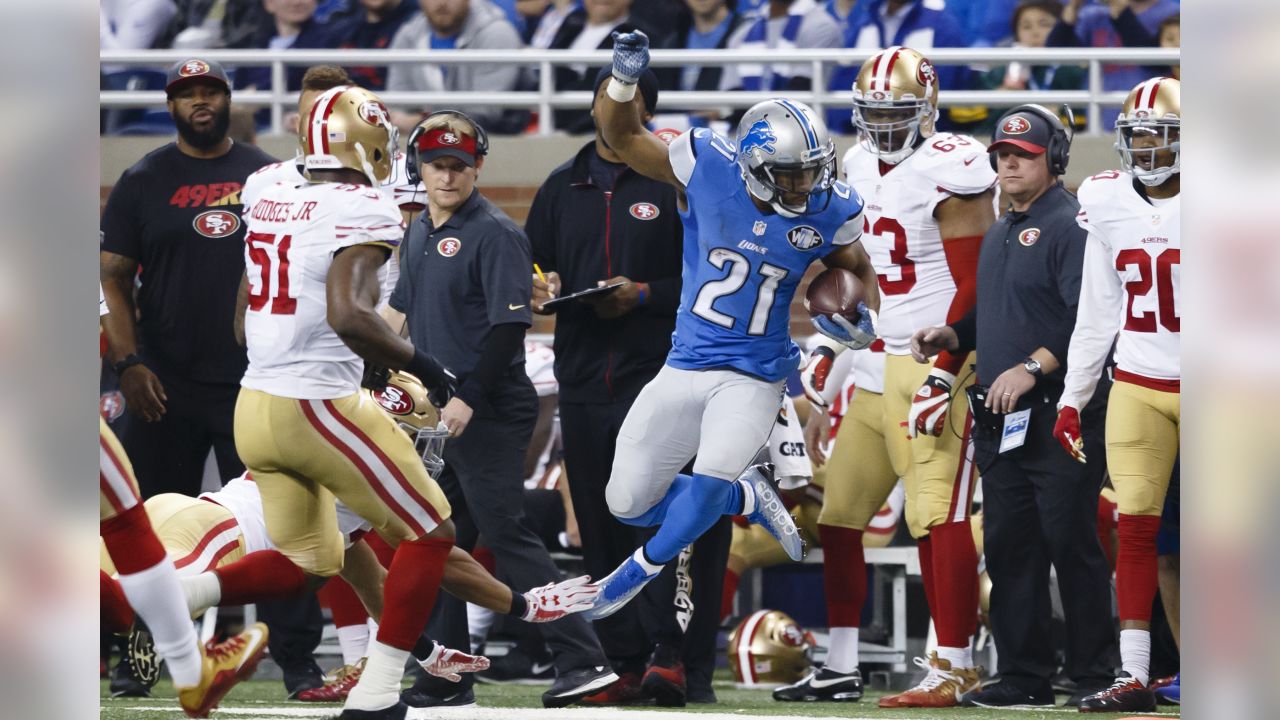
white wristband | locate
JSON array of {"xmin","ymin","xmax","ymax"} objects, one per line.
[{"xmin": 606, "ymin": 78, "xmax": 637, "ymax": 103}]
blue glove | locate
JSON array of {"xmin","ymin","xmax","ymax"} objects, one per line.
[
  {"xmin": 611, "ymin": 30, "xmax": 650, "ymax": 85},
  {"xmin": 810, "ymin": 303, "xmax": 878, "ymax": 350}
]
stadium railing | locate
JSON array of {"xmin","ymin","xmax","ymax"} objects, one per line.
[{"xmin": 100, "ymin": 47, "xmax": 1179, "ymax": 136}]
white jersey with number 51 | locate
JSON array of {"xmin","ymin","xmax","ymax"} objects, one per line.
[{"xmin": 239, "ymin": 176, "xmax": 403, "ymax": 400}]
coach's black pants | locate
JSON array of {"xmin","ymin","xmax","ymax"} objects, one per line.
[
  {"xmin": 561, "ymin": 399, "xmax": 732, "ymax": 691},
  {"xmin": 117, "ymin": 370, "xmax": 242, "ymax": 498},
  {"xmin": 978, "ymin": 383, "xmax": 1116, "ymax": 691},
  {"xmin": 428, "ymin": 376, "xmax": 608, "ymax": 688}
]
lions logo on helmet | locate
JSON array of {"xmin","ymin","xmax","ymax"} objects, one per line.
[
  {"xmin": 740, "ymin": 119, "xmax": 778, "ymax": 156},
  {"xmin": 728, "ymin": 609, "xmax": 815, "ymax": 688}
]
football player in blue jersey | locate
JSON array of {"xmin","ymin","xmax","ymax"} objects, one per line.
[{"xmin": 579, "ymin": 30, "xmax": 882, "ymax": 620}]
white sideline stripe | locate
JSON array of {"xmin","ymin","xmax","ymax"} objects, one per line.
[{"xmin": 117, "ymin": 706, "xmax": 1184, "ymax": 719}]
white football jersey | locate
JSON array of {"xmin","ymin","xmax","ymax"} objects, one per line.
[
  {"xmin": 843, "ymin": 134, "xmax": 996, "ymax": 355},
  {"xmin": 1061, "ymin": 171, "xmax": 1181, "ymax": 408},
  {"xmin": 239, "ymin": 176, "xmax": 404, "ymax": 399},
  {"xmin": 852, "ymin": 343, "xmax": 886, "ymax": 394}
]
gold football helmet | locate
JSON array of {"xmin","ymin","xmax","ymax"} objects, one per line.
[
  {"xmin": 728, "ymin": 609, "xmax": 815, "ymax": 687},
  {"xmin": 851, "ymin": 46, "xmax": 939, "ymax": 164},
  {"xmin": 369, "ymin": 371, "xmax": 448, "ymax": 480},
  {"xmin": 300, "ymin": 85, "xmax": 397, "ymax": 186},
  {"xmin": 1115, "ymin": 76, "xmax": 1180, "ymax": 187}
]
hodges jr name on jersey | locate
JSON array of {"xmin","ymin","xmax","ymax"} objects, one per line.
[{"xmin": 239, "ymin": 177, "xmax": 403, "ymax": 399}]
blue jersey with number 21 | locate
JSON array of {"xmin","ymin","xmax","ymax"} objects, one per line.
[{"xmin": 665, "ymin": 127, "xmax": 865, "ymax": 382}]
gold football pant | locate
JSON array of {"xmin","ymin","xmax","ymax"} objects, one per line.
[
  {"xmin": 818, "ymin": 388, "xmax": 899, "ymax": 534},
  {"xmin": 883, "ymin": 353, "xmax": 978, "ymax": 538},
  {"xmin": 234, "ymin": 388, "xmax": 451, "ymax": 577},
  {"xmin": 101, "ymin": 493, "xmax": 246, "ymax": 579},
  {"xmin": 1107, "ymin": 378, "xmax": 1180, "ymax": 516},
  {"xmin": 100, "ymin": 416, "xmax": 141, "ymax": 522}
]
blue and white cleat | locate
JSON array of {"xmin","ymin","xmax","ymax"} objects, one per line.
[
  {"xmin": 584, "ymin": 549, "xmax": 661, "ymax": 621},
  {"xmin": 740, "ymin": 463, "xmax": 804, "ymax": 561},
  {"xmin": 1154, "ymin": 673, "xmax": 1180, "ymax": 705}
]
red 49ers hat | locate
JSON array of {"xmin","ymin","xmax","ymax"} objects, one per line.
[
  {"xmin": 987, "ymin": 109, "xmax": 1052, "ymax": 155},
  {"xmin": 416, "ymin": 127, "xmax": 480, "ymax": 167},
  {"xmin": 165, "ymin": 58, "xmax": 231, "ymax": 96}
]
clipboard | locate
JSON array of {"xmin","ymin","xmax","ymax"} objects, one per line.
[{"xmin": 539, "ymin": 281, "xmax": 628, "ymax": 310}]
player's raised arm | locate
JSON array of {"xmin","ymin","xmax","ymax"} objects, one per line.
[{"xmin": 598, "ymin": 31, "xmax": 682, "ymax": 188}]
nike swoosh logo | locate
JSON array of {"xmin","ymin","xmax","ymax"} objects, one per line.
[
  {"xmin": 964, "ymin": 157, "xmax": 976, "ymax": 166},
  {"xmin": 237, "ymin": 626, "xmax": 266, "ymax": 670},
  {"xmin": 508, "ymin": 303, "xmax": 526, "ymax": 310},
  {"xmin": 810, "ymin": 675, "xmax": 855, "ymax": 689},
  {"xmin": 531, "ymin": 661, "xmax": 554, "ymax": 675}
]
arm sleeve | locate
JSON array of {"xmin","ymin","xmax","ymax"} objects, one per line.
[
  {"xmin": 949, "ymin": 307, "xmax": 977, "ymax": 355},
  {"xmin": 932, "ymin": 233, "xmax": 983, "ymax": 375},
  {"xmin": 100, "ymin": 173, "xmax": 143, "ymax": 260},
  {"xmin": 454, "ymin": 322, "xmax": 527, "ymax": 406},
  {"xmin": 1060, "ymin": 233, "xmax": 1123, "ymax": 409},
  {"xmin": 1044, "ymin": 219, "xmax": 1088, "ymax": 365}
]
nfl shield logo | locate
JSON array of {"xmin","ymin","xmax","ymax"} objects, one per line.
[{"xmin": 753, "ymin": 221, "xmax": 767, "ymax": 236}]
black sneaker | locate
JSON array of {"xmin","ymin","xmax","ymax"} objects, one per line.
[
  {"xmin": 642, "ymin": 645, "xmax": 686, "ymax": 707},
  {"xmin": 1067, "ymin": 678, "xmax": 1114, "ymax": 708},
  {"xmin": 337, "ymin": 701, "xmax": 409, "ymax": 719},
  {"xmin": 476, "ymin": 647, "xmax": 555, "ymax": 685},
  {"xmin": 108, "ymin": 657, "xmax": 150, "ymax": 698},
  {"xmin": 542, "ymin": 665, "xmax": 620, "ymax": 708},
  {"xmin": 399, "ymin": 685, "xmax": 476, "ymax": 709},
  {"xmin": 113, "ymin": 623, "xmax": 160, "ymax": 697},
  {"xmin": 281, "ymin": 658, "xmax": 325, "ymax": 699},
  {"xmin": 961, "ymin": 680, "xmax": 1055, "ymax": 708},
  {"xmin": 773, "ymin": 667, "xmax": 863, "ymax": 702},
  {"xmin": 687, "ymin": 684, "xmax": 718, "ymax": 704}
]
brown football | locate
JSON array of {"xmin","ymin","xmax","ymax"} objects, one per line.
[{"xmin": 804, "ymin": 268, "xmax": 866, "ymax": 322}]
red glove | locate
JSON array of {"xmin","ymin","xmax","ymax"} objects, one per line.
[
  {"xmin": 800, "ymin": 346, "xmax": 836, "ymax": 407},
  {"xmin": 908, "ymin": 369, "xmax": 955, "ymax": 438},
  {"xmin": 1053, "ymin": 406, "xmax": 1087, "ymax": 463}
]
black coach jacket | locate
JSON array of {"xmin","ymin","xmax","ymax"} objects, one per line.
[{"xmin": 526, "ymin": 142, "xmax": 684, "ymax": 404}]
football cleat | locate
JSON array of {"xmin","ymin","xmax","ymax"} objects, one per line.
[
  {"xmin": 773, "ymin": 666, "xmax": 864, "ymax": 702},
  {"xmin": 124, "ymin": 621, "xmax": 163, "ymax": 692},
  {"xmin": 880, "ymin": 653, "xmax": 980, "ymax": 708},
  {"xmin": 1154, "ymin": 673, "xmax": 1180, "ymax": 705},
  {"xmin": 177, "ymin": 622, "xmax": 269, "ymax": 718},
  {"xmin": 741, "ymin": 464, "xmax": 803, "ymax": 561},
  {"xmin": 581, "ymin": 671, "xmax": 648, "ymax": 706},
  {"xmin": 1078, "ymin": 672, "xmax": 1157, "ymax": 713},
  {"xmin": 642, "ymin": 644, "xmax": 687, "ymax": 707},
  {"xmin": 298, "ymin": 658, "xmax": 365, "ymax": 702},
  {"xmin": 337, "ymin": 701, "xmax": 410, "ymax": 719},
  {"xmin": 542, "ymin": 665, "xmax": 620, "ymax": 708},
  {"xmin": 584, "ymin": 550, "xmax": 661, "ymax": 621}
]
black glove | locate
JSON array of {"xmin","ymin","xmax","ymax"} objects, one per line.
[
  {"xmin": 406, "ymin": 348, "xmax": 458, "ymax": 408},
  {"xmin": 361, "ymin": 362, "xmax": 391, "ymax": 393}
]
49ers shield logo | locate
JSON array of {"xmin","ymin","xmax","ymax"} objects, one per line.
[
  {"xmin": 437, "ymin": 237, "xmax": 462, "ymax": 257},
  {"xmin": 1019, "ymin": 228, "xmax": 1041, "ymax": 246},
  {"xmin": 193, "ymin": 209, "xmax": 240, "ymax": 238},
  {"xmin": 375, "ymin": 385, "xmax": 412, "ymax": 415},
  {"xmin": 916, "ymin": 58, "xmax": 937, "ymax": 88},
  {"xmin": 358, "ymin": 100, "xmax": 391, "ymax": 127},
  {"xmin": 630, "ymin": 202, "xmax": 659, "ymax": 220}
]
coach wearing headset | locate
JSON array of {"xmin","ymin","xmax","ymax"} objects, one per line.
[
  {"xmin": 390, "ymin": 111, "xmax": 616, "ymax": 709},
  {"xmin": 910, "ymin": 106, "xmax": 1117, "ymax": 708}
]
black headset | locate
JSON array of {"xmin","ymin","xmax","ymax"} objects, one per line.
[
  {"xmin": 405, "ymin": 109, "xmax": 490, "ymax": 185},
  {"xmin": 990, "ymin": 103, "xmax": 1075, "ymax": 176}
]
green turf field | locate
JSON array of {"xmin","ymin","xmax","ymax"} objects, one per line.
[{"xmin": 99, "ymin": 679, "xmax": 1181, "ymax": 720}]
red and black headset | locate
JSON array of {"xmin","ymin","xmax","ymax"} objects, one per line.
[
  {"xmin": 990, "ymin": 103, "xmax": 1076, "ymax": 176},
  {"xmin": 405, "ymin": 109, "xmax": 491, "ymax": 185}
]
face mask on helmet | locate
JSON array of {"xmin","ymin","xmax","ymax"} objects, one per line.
[
  {"xmin": 851, "ymin": 99, "xmax": 931, "ymax": 164},
  {"xmin": 399, "ymin": 421, "xmax": 448, "ymax": 480},
  {"xmin": 743, "ymin": 151, "xmax": 837, "ymax": 218},
  {"xmin": 1116, "ymin": 121, "xmax": 1180, "ymax": 187},
  {"xmin": 735, "ymin": 99, "xmax": 838, "ymax": 218}
]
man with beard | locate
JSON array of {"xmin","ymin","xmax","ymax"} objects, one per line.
[{"xmin": 100, "ymin": 58, "xmax": 316, "ymax": 694}]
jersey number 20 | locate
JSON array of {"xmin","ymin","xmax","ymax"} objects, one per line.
[
  {"xmin": 692, "ymin": 248, "xmax": 789, "ymax": 335},
  {"xmin": 246, "ymin": 231, "xmax": 297, "ymax": 315}
]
